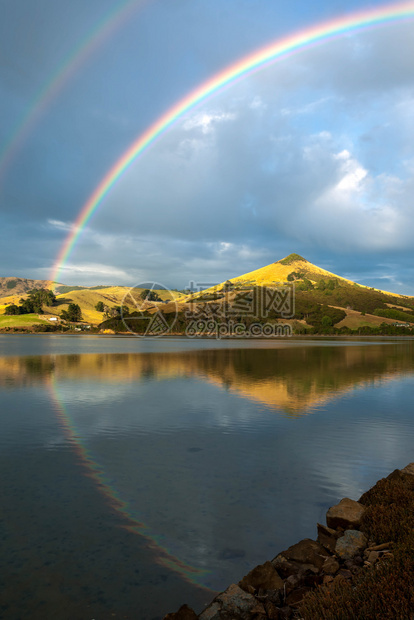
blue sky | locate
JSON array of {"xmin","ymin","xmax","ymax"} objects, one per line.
[{"xmin": 0, "ymin": 0, "xmax": 413, "ymax": 293}]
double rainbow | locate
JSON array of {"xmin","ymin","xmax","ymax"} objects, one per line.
[{"xmin": 51, "ymin": 1, "xmax": 414, "ymax": 284}]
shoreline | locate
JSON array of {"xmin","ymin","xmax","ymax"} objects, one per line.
[
  {"xmin": 164, "ymin": 463, "xmax": 414, "ymax": 620},
  {"xmin": 1, "ymin": 331, "xmax": 414, "ymax": 341}
]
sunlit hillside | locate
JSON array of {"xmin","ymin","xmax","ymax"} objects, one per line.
[
  {"xmin": 195, "ymin": 253, "xmax": 405, "ymax": 298},
  {"xmin": 0, "ymin": 284, "xmax": 186, "ymax": 326},
  {"xmin": 46, "ymin": 287, "xmax": 186, "ymax": 324}
]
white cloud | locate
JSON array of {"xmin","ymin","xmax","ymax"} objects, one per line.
[
  {"xmin": 47, "ymin": 219, "xmax": 79, "ymax": 233},
  {"xmin": 182, "ymin": 111, "xmax": 236, "ymax": 134},
  {"xmin": 249, "ymin": 96, "xmax": 266, "ymax": 110},
  {"xmin": 332, "ymin": 150, "xmax": 368, "ymax": 193},
  {"xmin": 57, "ymin": 263, "xmax": 130, "ymax": 279}
]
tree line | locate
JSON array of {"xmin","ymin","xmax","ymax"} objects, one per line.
[{"xmin": 5, "ymin": 288, "xmax": 56, "ymax": 315}]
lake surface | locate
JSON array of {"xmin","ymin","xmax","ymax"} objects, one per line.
[{"xmin": 1, "ymin": 335, "xmax": 414, "ymax": 619}]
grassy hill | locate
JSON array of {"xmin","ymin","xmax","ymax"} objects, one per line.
[
  {"xmin": 0, "ymin": 285, "xmax": 187, "ymax": 326},
  {"xmin": 194, "ymin": 253, "xmax": 406, "ymax": 297},
  {"xmin": 226, "ymin": 253, "xmax": 355, "ymax": 288},
  {"xmin": 0, "ymin": 277, "xmax": 60, "ymax": 298},
  {"xmin": 181, "ymin": 253, "xmax": 414, "ymax": 334},
  {"xmin": 2, "ymin": 255, "xmax": 414, "ymax": 334}
]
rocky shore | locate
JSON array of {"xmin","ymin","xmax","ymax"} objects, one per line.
[{"xmin": 164, "ymin": 463, "xmax": 414, "ymax": 619}]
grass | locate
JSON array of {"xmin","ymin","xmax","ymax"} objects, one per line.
[
  {"xmin": 0, "ymin": 314, "xmax": 50, "ymax": 327},
  {"xmin": 335, "ymin": 308, "xmax": 400, "ymax": 329}
]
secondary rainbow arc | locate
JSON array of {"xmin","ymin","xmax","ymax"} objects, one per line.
[
  {"xmin": 0, "ymin": 0, "xmax": 149, "ymax": 182},
  {"xmin": 51, "ymin": 1, "xmax": 414, "ymax": 285}
]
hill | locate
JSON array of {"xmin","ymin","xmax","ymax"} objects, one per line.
[
  {"xmin": 181, "ymin": 253, "xmax": 414, "ymax": 334},
  {"xmin": 46, "ymin": 286, "xmax": 185, "ymax": 324},
  {"xmin": 228, "ymin": 252, "xmax": 354, "ymax": 287},
  {"xmin": 197, "ymin": 253, "xmax": 401, "ymax": 295},
  {"xmin": 0, "ymin": 277, "xmax": 59, "ymax": 298},
  {"xmin": 2, "ymin": 255, "xmax": 414, "ymax": 334},
  {"xmin": 0, "ymin": 282, "xmax": 187, "ymax": 328}
]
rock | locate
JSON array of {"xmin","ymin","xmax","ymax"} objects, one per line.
[
  {"xmin": 326, "ymin": 498, "xmax": 365, "ymax": 530},
  {"xmin": 163, "ymin": 604, "xmax": 198, "ymax": 620},
  {"xmin": 322, "ymin": 556, "xmax": 339, "ymax": 575},
  {"xmin": 344, "ymin": 559, "xmax": 362, "ymax": 575},
  {"xmin": 285, "ymin": 586, "xmax": 312, "ymax": 607},
  {"xmin": 317, "ymin": 523, "xmax": 340, "ymax": 553},
  {"xmin": 198, "ymin": 583, "xmax": 266, "ymax": 620},
  {"xmin": 239, "ymin": 561, "xmax": 284, "ymax": 593},
  {"xmin": 335, "ymin": 529, "xmax": 367, "ymax": 560},
  {"xmin": 261, "ymin": 600, "xmax": 282, "ymax": 619},
  {"xmin": 278, "ymin": 539, "xmax": 329, "ymax": 571},
  {"xmin": 401, "ymin": 462, "xmax": 414, "ymax": 476},
  {"xmin": 298, "ymin": 568, "xmax": 322, "ymax": 589},
  {"xmin": 366, "ymin": 542, "xmax": 392, "ymax": 552},
  {"xmin": 271, "ymin": 555, "xmax": 302, "ymax": 578},
  {"xmin": 258, "ymin": 589, "xmax": 283, "ymax": 607},
  {"xmin": 285, "ymin": 573, "xmax": 302, "ymax": 593},
  {"xmin": 367, "ymin": 550, "xmax": 380, "ymax": 564}
]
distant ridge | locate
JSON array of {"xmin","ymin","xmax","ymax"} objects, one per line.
[{"xmin": 0, "ymin": 277, "xmax": 58, "ymax": 298}]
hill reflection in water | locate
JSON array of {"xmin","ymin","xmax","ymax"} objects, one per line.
[{"xmin": 2, "ymin": 341, "xmax": 414, "ymax": 414}]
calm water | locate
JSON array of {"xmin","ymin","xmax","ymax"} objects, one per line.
[{"xmin": 1, "ymin": 335, "xmax": 414, "ymax": 619}]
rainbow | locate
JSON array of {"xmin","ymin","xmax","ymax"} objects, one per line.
[
  {"xmin": 48, "ymin": 376, "xmax": 213, "ymax": 589},
  {"xmin": 0, "ymin": 0, "xmax": 149, "ymax": 182},
  {"xmin": 51, "ymin": 1, "xmax": 414, "ymax": 284}
]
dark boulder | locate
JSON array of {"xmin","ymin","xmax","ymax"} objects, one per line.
[
  {"xmin": 198, "ymin": 583, "xmax": 266, "ymax": 619},
  {"xmin": 239, "ymin": 561, "xmax": 284, "ymax": 594},
  {"xmin": 163, "ymin": 604, "xmax": 198, "ymax": 620},
  {"xmin": 326, "ymin": 498, "xmax": 365, "ymax": 530}
]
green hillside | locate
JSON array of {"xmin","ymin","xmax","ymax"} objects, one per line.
[{"xmin": 1, "ymin": 256, "xmax": 413, "ymax": 335}]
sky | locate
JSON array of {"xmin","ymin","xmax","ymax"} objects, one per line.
[{"xmin": 0, "ymin": 0, "xmax": 413, "ymax": 293}]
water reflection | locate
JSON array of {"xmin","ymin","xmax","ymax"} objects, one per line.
[
  {"xmin": 1, "ymin": 341, "xmax": 414, "ymax": 617},
  {"xmin": 2, "ymin": 342, "xmax": 414, "ymax": 414}
]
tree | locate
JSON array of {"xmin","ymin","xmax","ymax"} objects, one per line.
[
  {"xmin": 14, "ymin": 288, "xmax": 56, "ymax": 315},
  {"xmin": 140, "ymin": 289, "xmax": 161, "ymax": 302},
  {"xmin": 321, "ymin": 315, "xmax": 333, "ymax": 327},
  {"xmin": 4, "ymin": 304, "xmax": 20, "ymax": 315},
  {"xmin": 27, "ymin": 288, "xmax": 56, "ymax": 307},
  {"xmin": 95, "ymin": 301, "xmax": 105, "ymax": 312},
  {"xmin": 61, "ymin": 303, "xmax": 82, "ymax": 322}
]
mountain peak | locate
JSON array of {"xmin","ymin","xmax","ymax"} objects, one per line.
[{"xmin": 277, "ymin": 253, "xmax": 308, "ymax": 266}]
